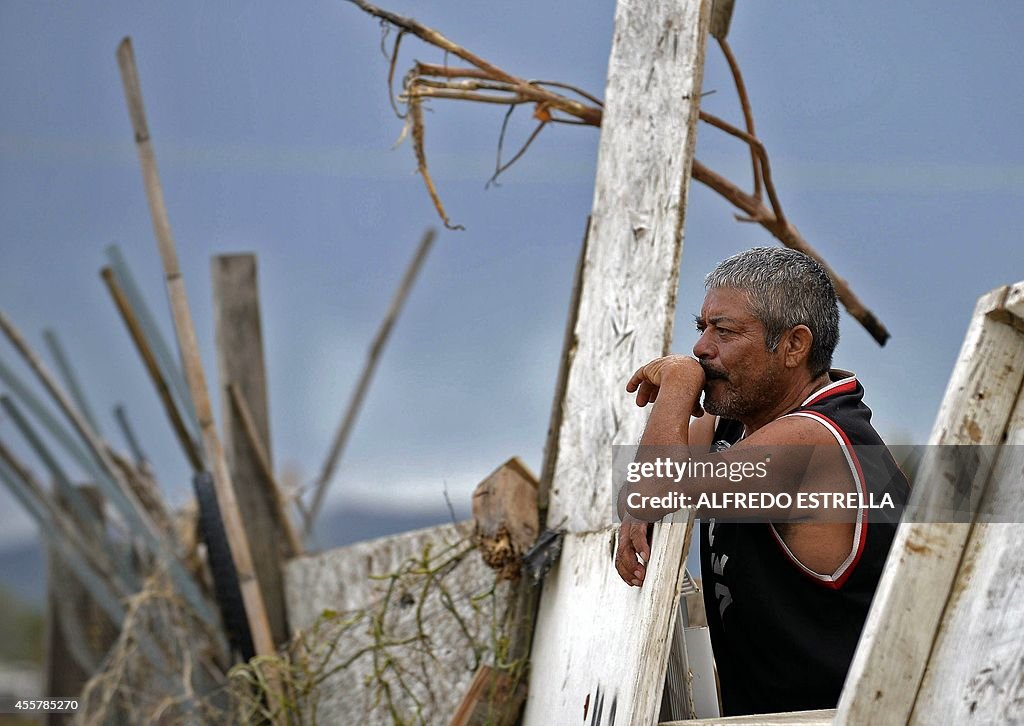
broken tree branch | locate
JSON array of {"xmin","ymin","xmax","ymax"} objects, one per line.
[
  {"xmin": 346, "ymin": 0, "xmax": 891, "ymax": 345},
  {"xmin": 691, "ymin": 160, "xmax": 889, "ymax": 344},
  {"xmin": 716, "ymin": 36, "xmax": 761, "ymax": 203}
]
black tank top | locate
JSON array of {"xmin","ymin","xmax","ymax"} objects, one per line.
[{"xmin": 699, "ymin": 371, "xmax": 909, "ymax": 716}]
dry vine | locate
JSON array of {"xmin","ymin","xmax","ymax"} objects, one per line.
[
  {"xmin": 226, "ymin": 532, "xmax": 523, "ymax": 724},
  {"xmin": 348, "ymin": 0, "xmax": 890, "ymax": 345}
]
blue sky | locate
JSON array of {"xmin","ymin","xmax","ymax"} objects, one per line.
[{"xmin": 1, "ymin": 1, "xmax": 1022, "ymax": 555}]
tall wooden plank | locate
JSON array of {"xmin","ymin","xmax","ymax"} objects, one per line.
[
  {"xmin": 836, "ymin": 282, "xmax": 1024, "ymax": 726},
  {"xmin": 545, "ymin": 0, "xmax": 711, "ymax": 533},
  {"xmin": 524, "ymin": 513, "xmax": 696, "ymax": 726},
  {"xmin": 212, "ymin": 253, "xmax": 291, "ymax": 646},
  {"xmin": 908, "ymin": 284, "xmax": 1024, "ymax": 724},
  {"xmin": 523, "ymin": 0, "xmax": 711, "ymax": 723}
]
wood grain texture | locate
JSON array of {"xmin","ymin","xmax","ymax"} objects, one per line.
[
  {"xmin": 910, "ymin": 319, "xmax": 1024, "ymax": 724},
  {"xmin": 525, "ymin": 1, "xmax": 710, "ymax": 722},
  {"xmin": 544, "ymin": 0, "xmax": 711, "ymax": 532},
  {"xmin": 284, "ymin": 522, "xmax": 513, "ymax": 724},
  {"xmin": 213, "ymin": 254, "xmax": 293, "ymax": 647},
  {"xmin": 522, "ymin": 512, "xmax": 695, "ymax": 726},
  {"xmin": 836, "ymin": 282, "xmax": 1024, "ymax": 726},
  {"xmin": 471, "ymin": 457, "xmax": 539, "ymax": 581},
  {"xmin": 661, "ymin": 709, "xmax": 835, "ymax": 725}
]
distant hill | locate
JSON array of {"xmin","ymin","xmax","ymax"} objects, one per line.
[{"xmin": 0, "ymin": 503, "xmax": 468, "ymax": 610}]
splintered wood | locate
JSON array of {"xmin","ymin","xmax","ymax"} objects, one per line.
[{"xmin": 472, "ymin": 457, "xmax": 539, "ymax": 581}]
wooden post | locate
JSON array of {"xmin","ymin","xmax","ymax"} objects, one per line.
[
  {"xmin": 836, "ymin": 282, "xmax": 1024, "ymax": 726},
  {"xmin": 116, "ymin": 37, "xmax": 276, "ymax": 662},
  {"xmin": 213, "ymin": 253, "xmax": 295, "ymax": 646},
  {"xmin": 45, "ymin": 486, "xmax": 118, "ymax": 722},
  {"xmin": 522, "ymin": 0, "xmax": 712, "ymax": 723}
]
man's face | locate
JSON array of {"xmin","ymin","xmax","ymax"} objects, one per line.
[{"xmin": 692, "ymin": 287, "xmax": 784, "ymax": 420}]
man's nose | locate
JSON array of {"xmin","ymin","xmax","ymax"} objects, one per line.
[{"xmin": 693, "ymin": 330, "xmax": 713, "ymax": 360}]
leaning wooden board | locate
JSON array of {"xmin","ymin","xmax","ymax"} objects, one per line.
[
  {"xmin": 836, "ymin": 282, "xmax": 1024, "ymax": 725},
  {"xmin": 523, "ymin": 0, "xmax": 712, "ymax": 723}
]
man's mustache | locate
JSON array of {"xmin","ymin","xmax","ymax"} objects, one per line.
[{"xmin": 700, "ymin": 362, "xmax": 728, "ymax": 381}]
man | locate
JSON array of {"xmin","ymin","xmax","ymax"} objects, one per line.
[{"xmin": 614, "ymin": 247, "xmax": 908, "ymax": 715}]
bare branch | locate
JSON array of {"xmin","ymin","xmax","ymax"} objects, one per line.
[
  {"xmin": 487, "ymin": 121, "xmax": 547, "ymax": 188},
  {"xmin": 717, "ymin": 37, "xmax": 761, "ymax": 201},
  {"xmin": 346, "ymin": 0, "xmax": 890, "ymax": 345},
  {"xmin": 691, "ymin": 159, "xmax": 890, "ymax": 345},
  {"xmin": 347, "ymin": 0, "xmax": 601, "ymax": 125},
  {"xmin": 410, "ymin": 98, "xmax": 464, "ymax": 231},
  {"xmin": 698, "ymin": 110, "xmax": 786, "ymax": 227},
  {"xmin": 387, "ymin": 30, "xmax": 407, "ymax": 118}
]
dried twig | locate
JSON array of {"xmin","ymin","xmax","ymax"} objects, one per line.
[
  {"xmin": 690, "ymin": 160, "xmax": 889, "ymax": 343},
  {"xmin": 346, "ymin": 0, "xmax": 891, "ymax": 345}
]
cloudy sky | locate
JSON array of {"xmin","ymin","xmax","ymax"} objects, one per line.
[{"xmin": 1, "ymin": 1, "xmax": 1022, "ymax": 559}]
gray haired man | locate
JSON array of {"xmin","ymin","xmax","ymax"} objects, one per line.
[{"xmin": 615, "ymin": 247, "xmax": 908, "ymax": 715}]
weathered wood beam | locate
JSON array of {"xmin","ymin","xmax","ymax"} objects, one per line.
[
  {"xmin": 836, "ymin": 282, "xmax": 1024, "ymax": 725},
  {"xmin": 523, "ymin": 0, "xmax": 712, "ymax": 722},
  {"xmin": 213, "ymin": 253, "xmax": 294, "ymax": 646}
]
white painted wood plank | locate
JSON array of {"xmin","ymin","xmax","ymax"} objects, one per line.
[
  {"xmin": 522, "ymin": 512, "xmax": 695, "ymax": 726},
  {"xmin": 910, "ymin": 379, "xmax": 1024, "ymax": 723},
  {"xmin": 661, "ymin": 708, "xmax": 835, "ymax": 726},
  {"xmin": 284, "ymin": 522, "xmax": 512, "ymax": 724},
  {"xmin": 545, "ymin": 0, "xmax": 711, "ymax": 532},
  {"xmin": 836, "ymin": 282, "xmax": 1024, "ymax": 726}
]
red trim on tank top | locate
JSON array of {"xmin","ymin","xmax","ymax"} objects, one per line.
[
  {"xmin": 801, "ymin": 376, "xmax": 858, "ymax": 407},
  {"xmin": 771, "ymin": 409, "xmax": 869, "ymax": 590}
]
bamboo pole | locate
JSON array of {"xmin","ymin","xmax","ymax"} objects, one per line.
[
  {"xmin": 305, "ymin": 227, "xmax": 437, "ymax": 533},
  {"xmin": 116, "ymin": 36, "xmax": 276, "ymax": 661},
  {"xmin": 101, "ymin": 267, "xmax": 203, "ymax": 471}
]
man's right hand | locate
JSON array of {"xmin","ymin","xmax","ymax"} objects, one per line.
[{"xmin": 615, "ymin": 514, "xmax": 652, "ymax": 587}]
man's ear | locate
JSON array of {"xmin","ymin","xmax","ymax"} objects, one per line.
[{"xmin": 782, "ymin": 325, "xmax": 814, "ymax": 369}]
